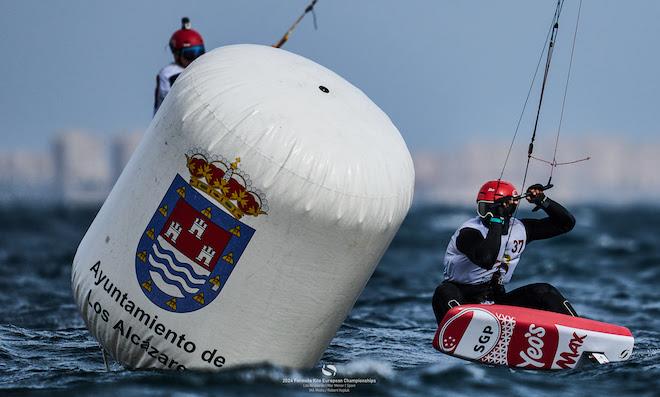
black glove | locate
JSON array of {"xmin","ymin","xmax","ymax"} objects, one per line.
[
  {"xmin": 526, "ymin": 183, "xmax": 548, "ymax": 211},
  {"xmin": 486, "ymin": 197, "xmax": 512, "ymax": 225}
]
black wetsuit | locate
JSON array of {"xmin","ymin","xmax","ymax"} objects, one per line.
[{"xmin": 432, "ymin": 198, "xmax": 577, "ymax": 324}]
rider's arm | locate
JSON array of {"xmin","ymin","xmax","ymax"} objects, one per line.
[
  {"xmin": 521, "ymin": 198, "xmax": 575, "ymax": 243},
  {"xmin": 154, "ymin": 73, "xmax": 169, "ymax": 116},
  {"xmin": 456, "ymin": 224, "xmax": 503, "ymax": 270},
  {"xmin": 154, "ymin": 75, "xmax": 162, "ymax": 115}
]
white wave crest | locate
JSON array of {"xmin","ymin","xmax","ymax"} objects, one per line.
[{"xmin": 335, "ymin": 359, "xmax": 395, "ymax": 379}]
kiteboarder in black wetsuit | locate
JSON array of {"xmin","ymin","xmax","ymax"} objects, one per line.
[{"xmin": 432, "ymin": 180, "xmax": 578, "ymax": 324}]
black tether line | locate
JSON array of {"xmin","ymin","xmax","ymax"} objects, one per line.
[
  {"xmin": 273, "ymin": 0, "xmax": 319, "ymax": 49},
  {"xmin": 497, "ymin": 0, "xmax": 566, "ymax": 263},
  {"xmin": 492, "ymin": 1, "xmax": 588, "ymax": 283},
  {"xmin": 519, "ymin": 0, "xmax": 564, "ymax": 194},
  {"xmin": 498, "ymin": 22, "xmax": 555, "ymax": 182},
  {"xmin": 549, "ymin": 0, "xmax": 584, "ymax": 183}
]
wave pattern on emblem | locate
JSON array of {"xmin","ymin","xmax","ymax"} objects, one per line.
[
  {"xmin": 149, "ymin": 270, "xmax": 185, "ymax": 298},
  {"xmin": 157, "ymin": 236, "xmax": 210, "ymax": 276},
  {"xmin": 148, "ymin": 255, "xmax": 201, "ymax": 295},
  {"xmin": 152, "ymin": 242, "xmax": 207, "ymax": 284}
]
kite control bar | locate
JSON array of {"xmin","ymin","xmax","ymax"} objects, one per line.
[
  {"xmin": 493, "ymin": 183, "xmax": 554, "ymax": 212},
  {"xmin": 511, "ymin": 183, "xmax": 554, "ymax": 201}
]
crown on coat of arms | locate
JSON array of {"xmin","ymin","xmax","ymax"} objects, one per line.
[{"xmin": 185, "ymin": 150, "xmax": 268, "ymax": 219}]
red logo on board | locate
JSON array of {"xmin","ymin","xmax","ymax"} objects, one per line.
[
  {"xmin": 439, "ymin": 310, "xmax": 475, "ymax": 352},
  {"xmin": 508, "ymin": 323, "xmax": 559, "ymax": 369},
  {"xmin": 555, "ymin": 332, "xmax": 587, "ymax": 369}
]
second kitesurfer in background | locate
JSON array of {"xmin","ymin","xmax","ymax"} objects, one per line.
[
  {"xmin": 154, "ymin": 17, "xmax": 206, "ymax": 115},
  {"xmin": 432, "ymin": 180, "xmax": 578, "ymax": 324}
]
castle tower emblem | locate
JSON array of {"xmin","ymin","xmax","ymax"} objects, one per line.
[
  {"xmin": 189, "ymin": 217, "xmax": 208, "ymax": 239},
  {"xmin": 196, "ymin": 245, "xmax": 216, "ymax": 266},
  {"xmin": 165, "ymin": 221, "xmax": 182, "ymax": 243}
]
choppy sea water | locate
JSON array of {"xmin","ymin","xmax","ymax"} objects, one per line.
[{"xmin": 0, "ymin": 204, "xmax": 658, "ymax": 396}]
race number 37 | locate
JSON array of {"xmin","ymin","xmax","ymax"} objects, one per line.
[{"xmin": 511, "ymin": 239, "xmax": 524, "ymax": 253}]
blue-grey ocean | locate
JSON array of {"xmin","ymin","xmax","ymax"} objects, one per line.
[{"xmin": 0, "ymin": 204, "xmax": 658, "ymax": 396}]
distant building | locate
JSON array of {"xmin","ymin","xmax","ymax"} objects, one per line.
[
  {"xmin": 413, "ymin": 136, "xmax": 660, "ymax": 205},
  {"xmin": 53, "ymin": 131, "xmax": 111, "ymax": 204},
  {"xmin": 0, "ymin": 129, "xmax": 657, "ymax": 206},
  {"xmin": 111, "ymin": 131, "xmax": 143, "ymax": 183},
  {"xmin": 0, "ymin": 150, "xmax": 54, "ymax": 202}
]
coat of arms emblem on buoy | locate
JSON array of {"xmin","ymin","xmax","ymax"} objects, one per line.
[{"xmin": 135, "ymin": 151, "xmax": 267, "ymax": 313}]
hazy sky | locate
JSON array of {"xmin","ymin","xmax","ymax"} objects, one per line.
[{"xmin": 1, "ymin": 0, "xmax": 659, "ymax": 152}]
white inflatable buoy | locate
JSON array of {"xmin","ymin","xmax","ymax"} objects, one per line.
[{"xmin": 71, "ymin": 44, "xmax": 414, "ymax": 370}]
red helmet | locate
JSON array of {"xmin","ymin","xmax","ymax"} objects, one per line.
[
  {"xmin": 169, "ymin": 17, "xmax": 205, "ymax": 52},
  {"xmin": 476, "ymin": 180, "xmax": 519, "ymax": 219},
  {"xmin": 476, "ymin": 180, "xmax": 518, "ymax": 203}
]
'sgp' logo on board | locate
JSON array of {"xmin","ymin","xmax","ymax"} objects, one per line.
[{"xmin": 438, "ymin": 308, "xmax": 501, "ymax": 360}]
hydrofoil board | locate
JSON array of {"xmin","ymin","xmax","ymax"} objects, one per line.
[{"xmin": 432, "ymin": 304, "xmax": 634, "ymax": 370}]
